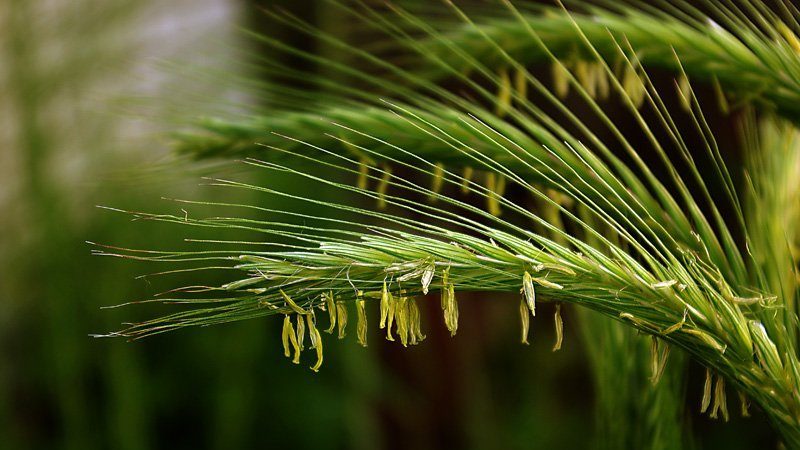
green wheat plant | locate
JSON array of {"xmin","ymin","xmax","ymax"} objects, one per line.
[{"xmin": 98, "ymin": 1, "xmax": 800, "ymax": 447}]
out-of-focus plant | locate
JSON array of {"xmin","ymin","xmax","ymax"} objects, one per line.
[{"xmin": 99, "ymin": 1, "xmax": 800, "ymax": 447}]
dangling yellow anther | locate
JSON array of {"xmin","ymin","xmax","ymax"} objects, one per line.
[
  {"xmin": 409, "ymin": 298, "xmax": 425, "ymax": 344},
  {"xmin": 379, "ymin": 281, "xmax": 390, "ymax": 329},
  {"xmin": 356, "ymin": 291, "xmax": 367, "ymax": 347},
  {"xmin": 650, "ymin": 336, "xmax": 671, "ymax": 385},
  {"xmin": 522, "ymin": 271, "xmax": 536, "ymax": 316},
  {"xmin": 441, "ymin": 266, "xmax": 450, "ymax": 310},
  {"xmin": 336, "ymin": 301, "xmax": 348, "ymax": 339},
  {"xmin": 296, "ymin": 314, "xmax": 305, "ymax": 351},
  {"xmin": 282, "ymin": 315, "xmax": 293, "ymax": 358},
  {"xmin": 386, "ymin": 291, "xmax": 396, "ymax": 341},
  {"xmin": 622, "ymin": 63, "xmax": 645, "ymax": 109},
  {"xmin": 738, "ymin": 391, "xmax": 751, "ymax": 418},
  {"xmin": 552, "ymin": 61, "xmax": 570, "ymax": 99},
  {"xmin": 712, "ymin": 75, "xmax": 729, "ymax": 115},
  {"xmin": 461, "ymin": 166, "xmax": 474, "ymax": 194},
  {"xmin": 376, "ymin": 165, "xmax": 392, "ymax": 209},
  {"xmin": 310, "ymin": 327, "xmax": 323, "ymax": 372},
  {"xmin": 514, "ymin": 67, "xmax": 528, "ymax": 104},
  {"xmin": 357, "ymin": 157, "xmax": 370, "ymax": 190},
  {"xmin": 486, "ymin": 172, "xmax": 505, "ymax": 216},
  {"xmin": 444, "ymin": 284, "xmax": 459, "ymax": 336},
  {"xmin": 677, "ymin": 73, "xmax": 692, "ymax": 112},
  {"xmin": 594, "ymin": 63, "xmax": 609, "ymax": 100},
  {"xmin": 324, "ymin": 291, "xmax": 336, "ymax": 334},
  {"xmin": 701, "ymin": 368, "xmax": 713, "ymax": 413},
  {"xmin": 778, "ymin": 22, "xmax": 800, "ymax": 53},
  {"xmin": 710, "ymin": 374, "xmax": 729, "ymax": 421},
  {"xmin": 495, "ymin": 67, "xmax": 512, "ymax": 118},
  {"xmin": 429, "ymin": 163, "xmax": 445, "ymax": 202},
  {"xmin": 575, "ymin": 60, "xmax": 595, "ymax": 98},
  {"xmin": 282, "ymin": 315, "xmax": 301, "ymax": 364},
  {"xmin": 391, "ymin": 294, "xmax": 408, "ymax": 347},
  {"xmin": 519, "ymin": 299, "xmax": 530, "ymax": 345},
  {"xmin": 306, "ymin": 313, "xmax": 318, "ymax": 349},
  {"xmin": 552, "ymin": 303, "xmax": 563, "ymax": 351}
]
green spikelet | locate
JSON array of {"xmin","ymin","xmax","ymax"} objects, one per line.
[{"xmin": 522, "ymin": 271, "xmax": 536, "ymax": 316}]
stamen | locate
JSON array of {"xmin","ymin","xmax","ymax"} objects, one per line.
[
  {"xmin": 701, "ymin": 368, "xmax": 713, "ymax": 413},
  {"xmin": 552, "ymin": 61, "xmax": 570, "ymax": 99},
  {"xmin": 376, "ymin": 165, "xmax": 392, "ymax": 209},
  {"xmin": 356, "ymin": 291, "xmax": 367, "ymax": 347},
  {"xmin": 519, "ymin": 299, "xmax": 530, "ymax": 345},
  {"xmin": 324, "ymin": 291, "xmax": 336, "ymax": 334},
  {"xmin": 553, "ymin": 303, "xmax": 563, "ymax": 351},
  {"xmin": 296, "ymin": 314, "xmax": 305, "ymax": 351},
  {"xmin": 336, "ymin": 301, "xmax": 348, "ymax": 339},
  {"xmin": 461, "ymin": 166, "xmax": 474, "ymax": 194},
  {"xmin": 514, "ymin": 67, "xmax": 528, "ymax": 103},
  {"xmin": 430, "ymin": 163, "xmax": 445, "ymax": 202},
  {"xmin": 496, "ymin": 67, "xmax": 512, "ymax": 118}
]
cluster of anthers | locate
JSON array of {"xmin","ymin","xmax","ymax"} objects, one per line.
[{"xmin": 277, "ymin": 266, "xmax": 567, "ymax": 372}]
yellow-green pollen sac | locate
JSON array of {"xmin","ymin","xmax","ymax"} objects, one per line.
[
  {"xmin": 408, "ymin": 298, "xmax": 425, "ymax": 345},
  {"xmin": 296, "ymin": 314, "xmax": 305, "ymax": 351},
  {"xmin": 376, "ymin": 165, "xmax": 392, "ymax": 210},
  {"xmin": 336, "ymin": 300, "xmax": 348, "ymax": 339},
  {"xmin": 282, "ymin": 315, "xmax": 301, "ymax": 365},
  {"xmin": 429, "ymin": 163, "xmax": 445, "ymax": 202},
  {"xmin": 395, "ymin": 293, "xmax": 410, "ymax": 347},
  {"xmin": 356, "ymin": 291, "xmax": 367, "ymax": 347},
  {"xmin": 278, "ymin": 291, "xmax": 324, "ymax": 372},
  {"xmin": 552, "ymin": 303, "xmax": 563, "ymax": 352},
  {"xmin": 495, "ymin": 67, "xmax": 512, "ymax": 118},
  {"xmin": 519, "ymin": 299, "xmax": 530, "ymax": 345},
  {"xmin": 324, "ymin": 291, "xmax": 336, "ymax": 334},
  {"xmin": 379, "ymin": 281, "xmax": 390, "ymax": 329}
]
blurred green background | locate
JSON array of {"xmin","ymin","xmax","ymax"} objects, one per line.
[{"xmin": 0, "ymin": 0, "xmax": 778, "ymax": 448}]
